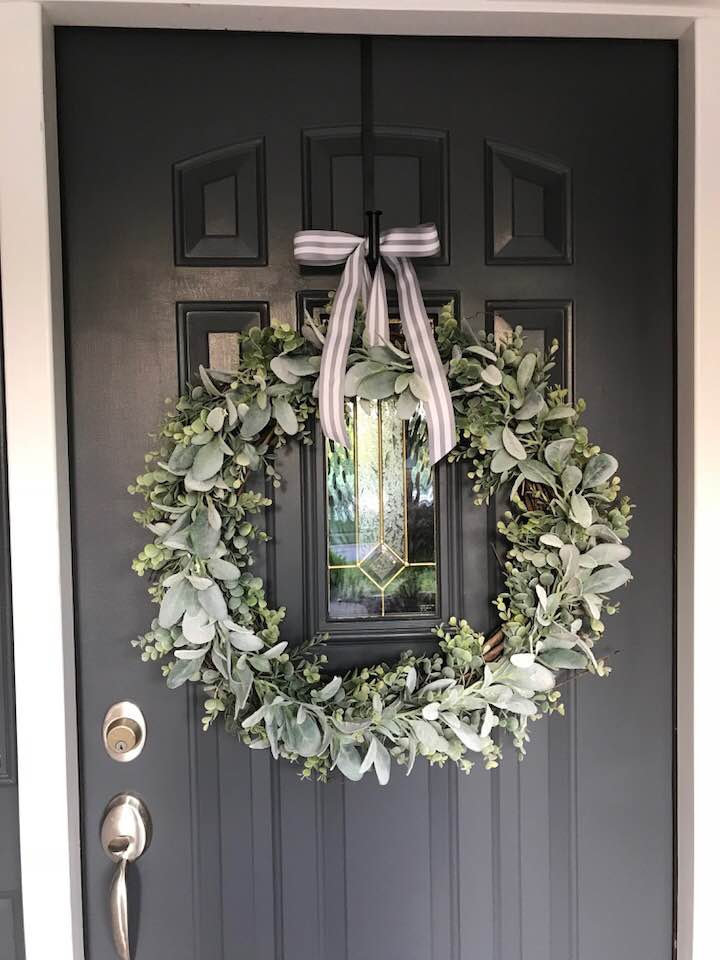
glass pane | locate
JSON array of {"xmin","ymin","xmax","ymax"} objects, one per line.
[
  {"xmin": 326, "ymin": 398, "xmax": 437, "ymax": 620},
  {"xmin": 208, "ymin": 331, "xmax": 241, "ymax": 371}
]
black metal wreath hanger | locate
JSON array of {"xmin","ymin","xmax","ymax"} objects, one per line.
[{"xmin": 361, "ymin": 37, "xmax": 382, "ymax": 272}]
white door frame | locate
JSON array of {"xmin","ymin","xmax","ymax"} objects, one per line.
[{"xmin": 0, "ymin": 2, "xmax": 717, "ymax": 958}]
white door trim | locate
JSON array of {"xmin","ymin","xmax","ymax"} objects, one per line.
[{"xmin": 0, "ymin": 3, "xmax": 716, "ymax": 958}]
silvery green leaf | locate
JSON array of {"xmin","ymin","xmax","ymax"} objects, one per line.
[
  {"xmin": 583, "ymin": 453, "xmax": 619, "ymax": 489},
  {"xmin": 514, "ymin": 390, "xmax": 544, "ymax": 420},
  {"xmin": 240, "ymin": 401, "xmax": 272, "ymax": 440},
  {"xmin": 189, "ymin": 509, "xmax": 221, "ymax": 558},
  {"xmin": 543, "ymin": 625, "xmax": 577, "ymax": 649},
  {"xmin": 264, "ymin": 641, "xmax": 287, "ymax": 659},
  {"xmin": 225, "ymin": 396, "xmax": 238, "ymax": 428},
  {"xmin": 167, "ymin": 657, "xmax": 201, "ymax": 689},
  {"xmin": 519, "ymin": 458, "xmax": 556, "ymax": 487},
  {"xmin": 191, "ymin": 437, "xmax": 224, "ymax": 481},
  {"xmin": 174, "ymin": 643, "xmax": 210, "ymax": 661},
  {"xmin": 168, "ymin": 443, "xmax": 196, "ymax": 472},
  {"xmin": 335, "ymin": 743, "xmax": 364, "ymax": 781},
  {"xmin": 374, "ymin": 738, "xmax": 391, "ymax": 785},
  {"xmin": 562, "ymin": 465, "xmax": 582, "ymax": 495},
  {"xmin": 582, "ymin": 592, "xmax": 602, "ymax": 620},
  {"xmin": 159, "ymin": 578, "xmax": 195, "ymax": 628},
  {"xmin": 515, "ymin": 421, "xmax": 536, "ymax": 434},
  {"xmin": 587, "ymin": 523, "xmax": 621, "ymax": 543},
  {"xmin": 184, "ymin": 475, "xmax": 216, "ymax": 493},
  {"xmin": 539, "ymin": 649, "xmax": 588, "ymax": 670},
  {"xmin": 585, "ymin": 543, "xmax": 631, "ymax": 564},
  {"xmin": 316, "ymin": 675, "xmax": 342, "ymax": 701},
  {"xmin": 409, "ymin": 373, "xmax": 430, "ymax": 401},
  {"xmin": 583, "ymin": 564, "xmax": 632, "ymax": 594},
  {"xmin": 206, "ymin": 406, "xmax": 226, "ymax": 432},
  {"xmin": 405, "ymin": 666, "xmax": 417, "ymax": 695},
  {"xmin": 510, "ymin": 653, "xmax": 536, "ymax": 668},
  {"xmin": 466, "ymin": 344, "xmax": 497, "ymax": 361},
  {"xmin": 230, "ymin": 663, "xmax": 254, "ymax": 718},
  {"xmin": 344, "ymin": 361, "xmax": 384, "ymax": 396},
  {"xmin": 182, "ymin": 608, "xmax": 215, "ymax": 644},
  {"xmin": 198, "ymin": 365, "xmax": 222, "ymax": 397},
  {"xmin": 422, "ymin": 702, "xmax": 440, "ymax": 721},
  {"xmin": 517, "ymin": 352, "xmax": 537, "ymax": 391},
  {"xmin": 505, "ymin": 696, "xmax": 538, "ymax": 716},
  {"xmin": 368, "ymin": 343, "xmax": 406, "ymax": 364},
  {"xmin": 421, "ymin": 678, "xmax": 456, "ymax": 693},
  {"xmin": 227, "ymin": 628, "xmax": 264, "ymax": 652},
  {"xmin": 242, "ymin": 704, "xmax": 268, "ymax": 729},
  {"xmin": 163, "ymin": 529, "xmax": 191, "ymax": 551},
  {"xmin": 290, "ymin": 712, "xmax": 323, "ymax": 758},
  {"xmin": 544, "ymin": 404, "xmax": 575, "ymax": 420},
  {"xmin": 272, "ymin": 397, "xmax": 298, "ymax": 436},
  {"xmin": 333, "ymin": 718, "xmax": 371, "ymax": 735},
  {"xmin": 162, "ymin": 569, "xmax": 187, "ymax": 588},
  {"xmin": 441, "ymin": 713, "xmax": 489, "ymax": 752},
  {"xmin": 190, "ymin": 429, "xmax": 214, "ymax": 445},
  {"xmin": 210, "ymin": 640, "xmax": 230, "ymax": 679},
  {"xmin": 506, "ymin": 662, "xmax": 555, "ymax": 692},
  {"xmin": 256, "ymin": 390, "xmax": 268, "ymax": 411},
  {"xmin": 249, "ymin": 655, "xmax": 271, "ymax": 672},
  {"xmin": 197, "ymin": 582, "xmax": 228, "ymax": 621},
  {"xmin": 411, "ymin": 719, "xmax": 450, "ymax": 754},
  {"xmin": 481, "ymin": 364, "xmax": 502, "ymax": 386},
  {"xmin": 405, "ymin": 735, "xmax": 417, "ymax": 776},
  {"xmin": 394, "ymin": 372, "xmax": 411, "ymax": 394},
  {"xmin": 206, "ymin": 498, "xmax": 221, "ymax": 530},
  {"xmin": 357, "ymin": 370, "xmax": 398, "ymax": 400},
  {"xmin": 570, "ymin": 492, "xmax": 593, "ymax": 528},
  {"xmin": 270, "ymin": 354, "xmax": 299, "ymax": 385},
  {"xmin": 359, "ymin": 737, "xmax": 377, "ymax": 775},
  {"xmin": 396, "ymin": 388, "xmax": 418, "ymax": 420},
  {"xmin": 540, "ymin": 533, "xmax": 564, "ymax": 549},
  {"xmin": 536, "ymin": 583, "xmax": 548, "ymax": 609},
  {"xmin": 502, "ymin": 425, "xmax": 527, "ymax": 461},
  {"xmin": 285, "ymin": 355, "xmax": 320, "ymax": 376},
  {"xmin": 544, "ymin": 437, "xmax": 575, "ymax": 473},
  {"xmin": 207, "ymin": 558, "xmax": 240, "ymax": 581},
  {"xmin": 491, "ymin": 448, "xmax": 518, "ymax": 474},
  {"xmin": 481, "ymin": 706, "xmax": 496, "ymax": 738},
  {"xmin": 187, "ymin": 575, "xmax": 213, "ymax": 590}
]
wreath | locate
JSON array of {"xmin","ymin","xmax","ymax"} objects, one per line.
[{"xmin": 129, "ymin": 303, "xmax": 632, "ymax": 783}]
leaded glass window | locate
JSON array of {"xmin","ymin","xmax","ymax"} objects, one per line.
[{"xmin": 326, "ymin": 399, "xmax": 437, "ymax": 620}]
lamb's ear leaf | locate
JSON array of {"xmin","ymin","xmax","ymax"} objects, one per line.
[{"xmin": 335, "ymin": 743, "xmax": 365, "ymax": 781}]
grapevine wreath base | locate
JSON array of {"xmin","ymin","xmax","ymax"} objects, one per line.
[{"xmin": 129, "ymin": 304, "xmax": 632, "ymax": 784}]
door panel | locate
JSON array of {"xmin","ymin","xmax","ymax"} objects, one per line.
[{"xmin": 56, "ymin": 30, "xmax": 675, "ymax": 960}]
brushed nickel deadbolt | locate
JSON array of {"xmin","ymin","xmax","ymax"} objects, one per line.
[{"xmin": 102, "ymin": 702, "xmax": 146, "ymax": 762}]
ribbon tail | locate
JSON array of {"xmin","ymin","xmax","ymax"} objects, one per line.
[
  {"xmin": 318, "ymin": 243, "xmax": 365, "ymax": 449},
  {"xmin": 385, "ymin": 255, "xmax": 456, "ymax": 465},
  {"xmin": 365, "ymin": 265, "xmax": 390, "ymax": 347}
]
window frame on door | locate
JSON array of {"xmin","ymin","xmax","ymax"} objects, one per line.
[{"xmin": 0, "ymin": 4, "xmax": 714, "ymax": 960}]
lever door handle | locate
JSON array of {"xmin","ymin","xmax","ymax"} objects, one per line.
[{"xmin": 100, "ymin": 793, "xmax": 152, "ymax": 960}]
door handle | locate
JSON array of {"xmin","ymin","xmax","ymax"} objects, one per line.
[{"xmin": 100, "ymin": 793, "xmax": 152, "ymax": 960}]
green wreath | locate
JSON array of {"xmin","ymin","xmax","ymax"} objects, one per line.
[{"xmin": 129, "ymin": 303, "xmax": 632, "ymax": 783}]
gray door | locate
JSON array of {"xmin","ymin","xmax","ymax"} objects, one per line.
[{"xmin": 57, "ymin": 30, "xmax": 676, "ymax": 960}]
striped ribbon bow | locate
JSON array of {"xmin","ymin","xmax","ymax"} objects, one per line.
[{"xmin": 293, "ymin": 223, "xmax": 456, "ymax": 465}]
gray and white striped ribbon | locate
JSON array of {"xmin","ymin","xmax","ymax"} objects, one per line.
[{"xmin": 293, "ymin": 223, "xmax": 455, "ymax": 464}]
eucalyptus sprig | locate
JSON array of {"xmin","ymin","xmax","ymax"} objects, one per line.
[{"xmin": 129, "ymin": 305, "xmax": 632, "ymax": 783}]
